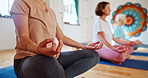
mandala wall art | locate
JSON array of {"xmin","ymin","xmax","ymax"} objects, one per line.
[{"xmin": 111, "ymin": 2, "xmax": 148, "ymax": 38}]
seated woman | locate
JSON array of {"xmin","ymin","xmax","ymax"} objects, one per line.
[
  {"xmin": 10, "ymin": 0, "xmax": 103, "ymax": 78},
  {"xmin": 93, "ymin": 1, "xmax": 133, "ymax": 65},
  {"xmin": 113, "ymin": 14, "xmax": 148, "ymax": 50}
]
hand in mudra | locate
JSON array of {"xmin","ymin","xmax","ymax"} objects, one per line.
[
  {"xmin": 126, "ymin": 41, "xmax": 137, "ymax": 46},
  {"xmin": 37, "ymin": 38, "xmax": 63, "ymax": 57},
  {"xmin": 84, "ymin": 41, "xmax": 103, "ymax": 50},
  {"xmin": 113, "ymin": 45, "xmax": 127, "ymax": 53}
]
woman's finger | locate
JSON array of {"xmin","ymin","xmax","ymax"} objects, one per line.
[
  {"xmin": 50, "ymin": 41, "xmax": 56, "ymax": 51},
  {"xmin": 39, "ymin": 38, "xmax": 54, "ymax": 47},
  {"xmin": 89, "ymin": 41, "xmax": 100, "ymax": 46},
  {"xmin": 85, "ymin": 45, "xmax": 95, "ymax": 49},
  {"xmin": 56, "ymin": 40, "xmax": 63, "ymax": 53},
  {"xmin": 93, "ymin": 41, "xmax": 101, "ymax": 44},
  {"xmin": 93, "ymin": 42, "xmax": 103, "ymax": 49},
  {"xmin": 47, "ymin": 41, "xmax": 57, "ymax": 55},
  {"xmin": 98, "ymin": 43, "xmax": 103, "ymax": 48}
]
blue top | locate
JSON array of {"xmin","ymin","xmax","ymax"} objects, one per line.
[{"xmin": 113, "ymin": 25, "xmax": 126, "ymax": 40}]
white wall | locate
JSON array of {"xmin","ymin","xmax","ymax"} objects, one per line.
[
  {"xmin": 85, "ymin": 0, "xmax": 148, "ymax": 44},
  {"xmin": 0, "ymin": 18, "xmax": 16, "ymax": 50},
  {"xmin": 48, "ymin": 0, "xmax": 64, "ymax": 29},
  {"xmin": 62, "ymin": 0, "xmax": 148, "ymax": 44},
  {"xmin": 0, "ymin": 0, "xmax": 148, "ymax": 50},
  {"xmin": 59, "ymin": 0, "xmax": 96, "ymax": 43},
  {"xmin": 48, "ymin": 0, "xmax": 88, "ymax": 43}
]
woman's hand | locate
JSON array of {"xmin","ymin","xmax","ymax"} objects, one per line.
[
  {"xmin": 112, "ymin": 45, "xmax": 127, "ymax": 53},
  {"xmin": 37, "ymin": 38, "xmax": 63, "ymax": 57},
  {"xmin": 84, "ymin": 41, "xmax": 103, "ymax": 50},
  {"xmin": 134, "ymin": 40, "xmax": 142, "ymax": 45},
  {"xmin": 125, "ymin": 41, "xmax": 137, "ymax": 46},
  {"xmin": 125, "ymin": 40, "xmax": 142, "ymax": 46}
]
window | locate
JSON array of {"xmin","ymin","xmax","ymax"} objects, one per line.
[
  {"xmin": 0, "ymin": 0, "xmax": 14, "ymax": 18},
  {"xmin": 63, "ymin": 0, "xmax": 79, "ymax": 25}
]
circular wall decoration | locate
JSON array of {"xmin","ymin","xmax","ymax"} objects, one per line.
[{"xmin": 111, "ymin": 2, "xmax": 148, "ymax": 38}]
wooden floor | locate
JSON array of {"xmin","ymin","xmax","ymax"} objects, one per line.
[
  {"xmin": 0, "ymin": 47, "xmax": 148, "ymax": 78},
  {"xmin": 0, "ymin": 49, "xmax": 15, "ymax": 68},
  {"xmin": 77, "ymin": 48, "xmax": 148, "ymax": 78},
  {"xmin": 77, "ymin": 64, "xmax": 148, "ymax": 78}
]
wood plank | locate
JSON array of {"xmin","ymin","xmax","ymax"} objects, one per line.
[
  {"xmin": 77, "ymin": 64, "xmax": 148, "ymax": 78},
  {"xmin": 0, "ymin": 49, "xmax": 15, "ymax": 68},
  {"xmin": 134, "ymin": 48, "xmax": 148, "ymax": 53},
  {"xmin": 129, "ymin": 55, "xmax": 148, "ymax": 61}
]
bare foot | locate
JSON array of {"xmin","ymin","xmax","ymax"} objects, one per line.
[{"xmin": 111, "ymin": 61, "xmax": 122, "ymax": 65}]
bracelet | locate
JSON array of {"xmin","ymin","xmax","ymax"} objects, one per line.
[
  {"xmin": 27, "ymin": 43, "xmax": 34, "ymax": 51},
  {"xmin": 27, "ymin": 43, "xmax": 32, "ymax": 50},
  {"xmin": 28, "ymin": 44, "xmax": 34, "ymax": 51}
]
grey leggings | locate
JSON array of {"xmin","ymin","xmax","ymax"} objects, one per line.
[{"xmin": 14, "ymin": 50, "xmax": 100, "ymax": 78}]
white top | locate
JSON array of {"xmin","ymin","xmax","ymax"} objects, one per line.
[{"xmin": 93, "ymin": 17, "xmax": 112, "ymax": 48}]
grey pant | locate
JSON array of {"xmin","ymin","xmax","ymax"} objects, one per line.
[{"xmin": 14, "ymin": 50, "xmax": 100, "ymax": 78}]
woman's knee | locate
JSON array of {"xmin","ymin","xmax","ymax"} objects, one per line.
[
  {"xmin": 116, "ymin": 54, "xmax": 127, "ymax": 62},
  {"xmin": 23, "ymin": 55, "xmax": 57, "ymax": 66},
  {"xmin": 22, "ymin": 55, "xmax": 65, "ymax": 78},
  {"xmin": 84, "ymin": 50, "xmax": 99, "ymax": 56},
  {"xmin": 127, "ymin": 47, "xmax": 133, "ymax": 54},
  {"xmin": 83, "ymin": 50, "xmax": 100, "ymax": 63}
]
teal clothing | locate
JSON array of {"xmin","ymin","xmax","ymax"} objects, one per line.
[
  {"xmin": 113, "ymin": 25, "xmax": 126, "ymax": 40},
  {"xmin": 113, "ymin": 25, "xmax": 148, "ymax": 50}
]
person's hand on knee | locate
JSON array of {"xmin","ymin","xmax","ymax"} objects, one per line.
[
  {"xmin": 83, "ymin": 41, "xmax": 103, "ymax": 50},
  {"xmin": 112, "ymin": 45, "xmax": 127, "ymax": 53}
]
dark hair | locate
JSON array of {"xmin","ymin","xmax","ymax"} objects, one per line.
[{"xmin": 95, "ymin": 1, "xmax": 109, "ymax": 16}]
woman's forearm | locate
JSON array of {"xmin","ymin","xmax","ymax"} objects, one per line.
[
  {"xmin": 100, "ymin": 37, "xmax": 113, "ymax": 49},
  {"xmin": 98, "ymin": 32, "xmax": 113, "ymax": 49},
  {"xmin": 62, "ymin": 36, "xmax": 85, "ymax": 49},
  {"xmin": 113, "ymin": 36, "xmax": 128, "ymax": 45},
  {"xmin": 19, "ymin": 36, "xmax": 38, "ymax": 53}
]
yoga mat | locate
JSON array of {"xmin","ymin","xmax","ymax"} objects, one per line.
[
  {"xmin": 139, "ymin": 44, "xmax": 148, "ymax": 48},
  {"xmin": 0, "ymin": 51, "xmax": 148, "ymax": 78},
  {"xmin": 131, "ymin": 52, "xmax": 148, "ymax": 56},
  {"xmin": 0, "ymin": 60, "xmax": 148, "ymax": 78},
  {"xmin": 99, "ymin": 58, "xmax": 148, "ymax": 70},
  {"xmin": 0, "ymin": 66, "xmax": 16, "ymax": 78}
]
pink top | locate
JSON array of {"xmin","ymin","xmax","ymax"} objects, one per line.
[{"xmin": 10, "ymin": 0, "xmax": 59, "ymax": 59}]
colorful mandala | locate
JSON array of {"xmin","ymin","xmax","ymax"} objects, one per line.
[{"xmin": 111, "ymin": 2, "xmax": 148, "ymax": 38}]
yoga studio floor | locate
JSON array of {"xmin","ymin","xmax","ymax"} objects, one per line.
[{"xmin": 0, "ymin": 46, "xmax": 148, "ymax": 78}]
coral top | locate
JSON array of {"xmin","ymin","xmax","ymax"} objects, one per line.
[{"xmin": 10, "ymin": 0, "xmax": 59, "ymax": 59}]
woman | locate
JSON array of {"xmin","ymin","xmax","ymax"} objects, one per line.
[
  {"xmin": 93, "ymin": 1, "xmax": 133, "ymax": 65},
  {"xmin": 10, "ymin": 0, "xmax": 103, "ymax": 78},
  {"xmin": 113, "ymin": 14, "xmax": 148, "ymax": 50}
]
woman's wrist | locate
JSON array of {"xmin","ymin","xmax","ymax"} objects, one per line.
[
  {"xmin": 110, "ymin": 46, "xmax": 116, "ymax": 50},
  {"xmin": 31, "ymin": 44, "xmax": 38, "ymax": 54},
  {"xmin": 81, "ymin": 44, "xmax": 86, "ymax": 49},
  {"xmin": 27, "ymin": 43, "xmax": 38, "ymax": 54},
  {"xmin": 27, "ymin": 43, "xmax": 34, "ymax": 51}
]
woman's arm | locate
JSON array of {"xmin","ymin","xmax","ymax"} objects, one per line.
[
  {"xmin": 12, "ymin": 14, "xmax": 38, "ymax": 52},
  {"xmin": 113, "ymin": 35, "xmax": 129, "ymax": 45},
  {"xmin": 98, "ymin": 32, "xmax": 113, "ymax": 49},
  {"xmin": 56, "ymin": 25, "xmax": 86, "ymax": 49},
  {"xmin": 56, "ymin": 25, "xmax": 102, "ymax": 50},
  {"xmin": 99, "ymin": 32, "xmax": 126, "ymax": 53},
  {"xmin": 12, "ymin": 14, "xmax": 62, "ymax": 56}
]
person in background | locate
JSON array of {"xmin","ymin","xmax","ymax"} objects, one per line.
[
  {"xmin": 10, "ymin": 0, "xmax": 103, "ymax": 78},
  {"xmin": 113, "ymin": 14, "xmax": 148, "ymax": 50},
  {"xmin": 93, "ymin": 1, "xmax": 133, "ymax": 65}
]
